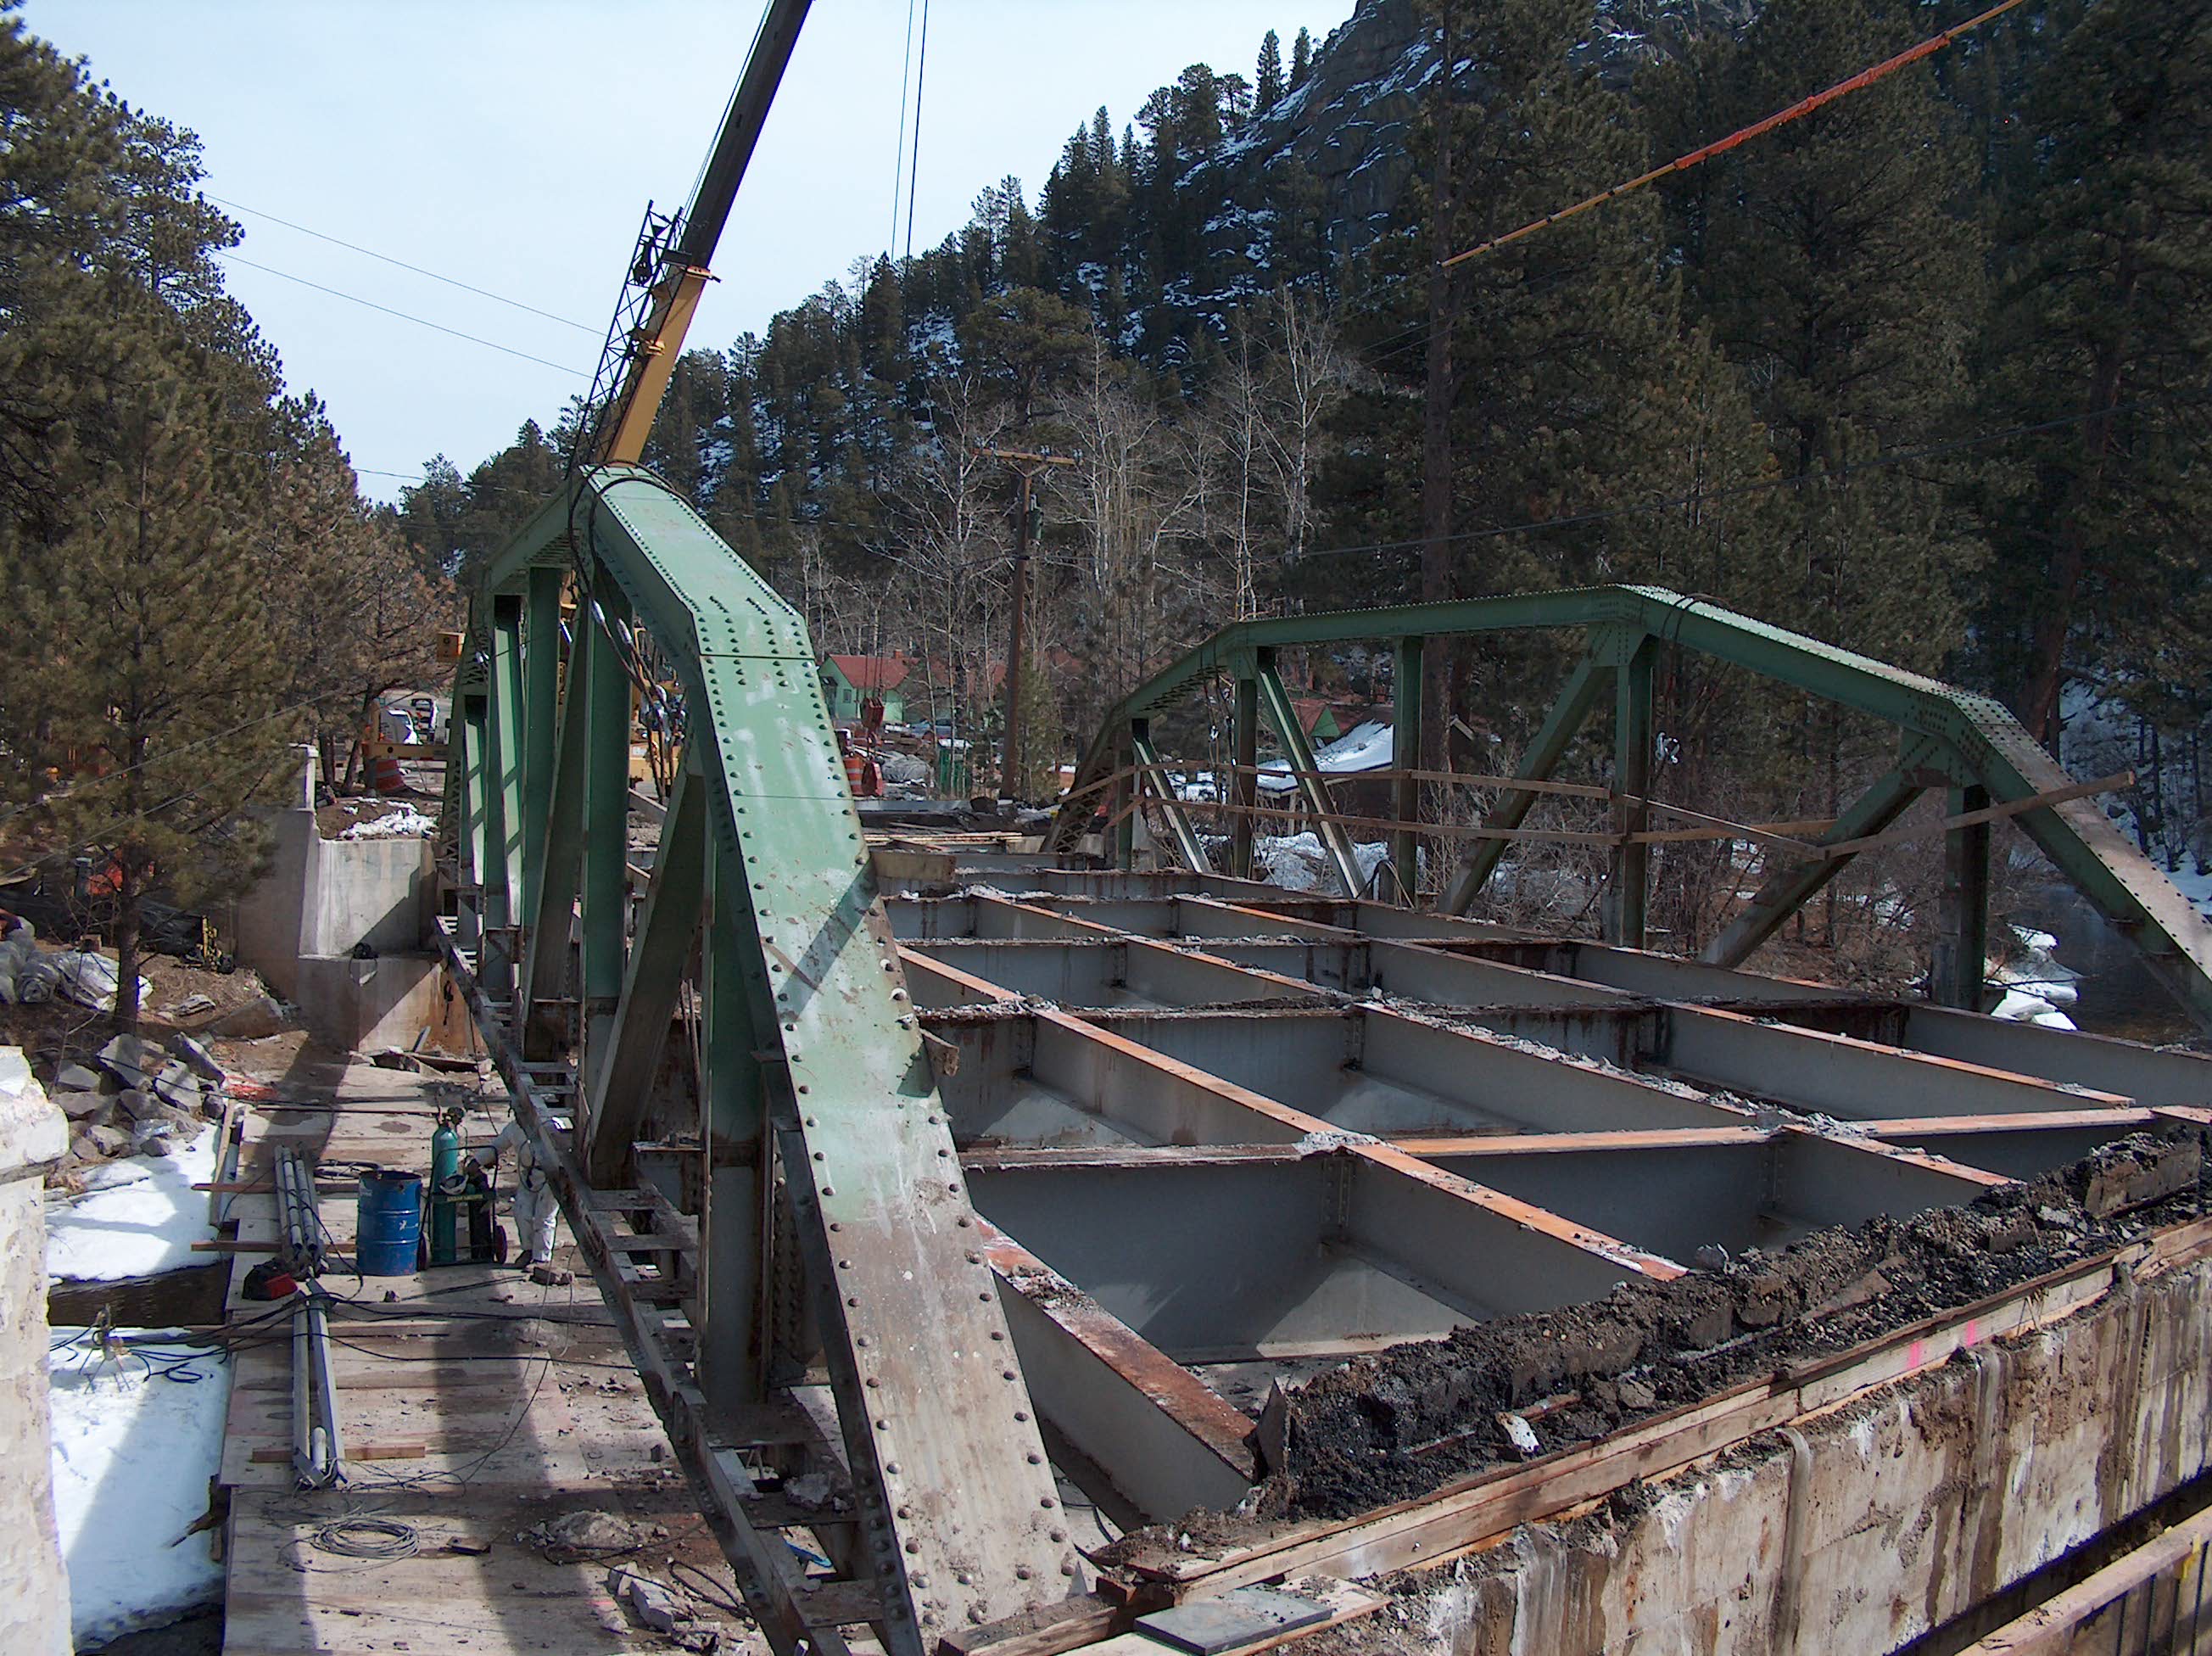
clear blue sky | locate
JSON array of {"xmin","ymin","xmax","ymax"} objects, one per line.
[{"xmin": 27, "ymin": 2, "xmax": 1354, "ymax": 501}]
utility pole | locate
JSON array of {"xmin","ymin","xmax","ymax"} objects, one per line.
[{"xmin": 975, "ymin": 445, "xmax": 1075, "ymax": 800}]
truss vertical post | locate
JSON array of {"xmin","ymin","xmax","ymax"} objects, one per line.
[
  {"xmin": 1935, "ymin": 782, "xmax": 1992, "ymax": 1011},
  {"xmin": 700, "ymin": 830, "xmax": 768, "ymax": 1409},
  {"xmin": 457, "ymin": 693, "xmax": 488, "ymax": 955},
  {"xmin": 483, "ymin": 596, "xmax": 527, "ymax": 995},
  {"xmin": 583, "ymin": 587, "xmax": 634, "ymax": 1061},
  {"xmin": 1442, "ymin": 652, "xmax": 1608, "ymax": 915},
  {"xmin": 1231, "ymin": 674, "xmax": 1258, "ymax": 881},
  {"xmin": 1114, "ymin": 724, "xmax": 1137, "ymax": 870},
  {"xmin": 1701, "ymin": 758, "xmax": 1933, "ymax": 967},
  {"xmin": 1606, "ymin": 633, "xmax": 1656, "ymax": 948},
  {"xmin": 1131, "ymin": 727, "xmax": 1209, "ymax": 874},
  {"xmin": 1255, "ymin": 654, "xmax": 1365, "ymax": 897},
  {"xmin": 587, "ymin": 760, "xmax": 704, "ymax": 1184},
  {"xmin": 522, "ymin": 652, "xmax": 590, "ymax": 1059},
  {"xmin": 522, "ymin": 568, "xmax": 564, "ymax": 920},
  {"xmin": 1391, "ymin": 636, "xmax": 1425, "ymax": 904}
]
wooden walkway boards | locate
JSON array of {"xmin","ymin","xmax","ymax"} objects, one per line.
[{"xmin": 211, "ymin": 1060, "xmax": 757, "ymax": 1654}]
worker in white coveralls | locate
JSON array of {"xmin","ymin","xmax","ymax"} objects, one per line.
[{"xmin": 474, "ymin": 1106, "xmax": 556, "ymax": 1266}]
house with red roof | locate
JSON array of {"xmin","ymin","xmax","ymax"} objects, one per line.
[{"xmin": 819, "ymin": 654, "xmax": 912, "ymax": 726}]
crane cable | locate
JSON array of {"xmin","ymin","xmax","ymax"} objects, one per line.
[
  {"xmin": 1440, "ymin": 0, "xmax": 2034, "ymax": 270},
  {"xmin": 904, "ymin": 0, "xmax": 932, "ymax": 261},
  {"xmin": 889, "ymin": 0, "xmax": 920, "ymax": 255}
]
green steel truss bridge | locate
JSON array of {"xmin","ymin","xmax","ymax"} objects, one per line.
[{"xmin": 440, "ymin": 465, "xmax": 2212, "ymax": 1653}]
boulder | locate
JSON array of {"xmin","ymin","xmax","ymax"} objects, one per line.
[
  {"xmin": 53, "ymin": 1090, "xmax": 113, "ymax": 1125},
  {"xmin": 205, "ymin": 995, "xmax": 294, "ymax": 1040},
  {"xmin": 115, "ymin": 1088, "xmax": 167, "ymax": 1123},
  {"xmin": 130, "ymin": 1117, "xmax": 179, "ymax": 1156},
  {"xmin": 98, "ymin": 1032, "xmax": 167, "ymax": 1090},
  {"xmin": 165, "ymin": 1032, "xmax": 226, "ymax": 1083},
  {"xmin": 69, "ymin": 1123, "xmax": 131, "ymax": 1160},
  {"xmin": 152, "ymin": 1060, "xmax": 203, "ymax": 1114},
  {"xmin": 53, "ymin": 1061, "xmax": 109, "ymax": 1095}
]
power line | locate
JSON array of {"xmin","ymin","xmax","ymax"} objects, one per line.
[
  {"xmin": 213, "ymin": 252, "xmax": 590, "ymax": 378},
  {"xmin": 206, "ymin": 195, "xmax": 599, "ymax": 335},
  {"xmin": 1441, "ymin": 0, "xmax": 2034, "ymax": 270}
]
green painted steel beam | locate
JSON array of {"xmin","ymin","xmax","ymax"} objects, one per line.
[
  {"xmin": 456, "ymin": 693, "xmax": 488, "ymax": 954},
  {"xmin": 1700, "ymin": 757, "xmax": 1932, "ymax": 969},
  {"xmin": 700, "ymin": 831, "xmax": 768, "ymax": 1409},
  {"xmin": 563, "ymin": 465, "xmax": 1081, "ymax": 1642},
  {"xmin": 1440, "ymin": 654, "xmax": 1608, "ymax": 917},
  {"xmin": 521, "ymin": 567, "xmax": 564, "ymax": 920},
  {"xmin": 1130, "ymin": 727, "xmax": 1209, "ymax": 875},
  {"xmin": 484, "ymin": 599, "xmax": 527, "ymax": 976},
  {"xmin": 1389, "ymin": 636, "xmax": 1422, "ymax": 905},
  {"xmin": 522, "ymin": 638, "xmax": 592, "ymax": 1059},
  {"xmin": 1047, "ymin": 582, "xmax": 2212, "ymax": 1028},
  {"xmin": 1607, "ymin": 632, "xmax": 1656, "ymax": 948},
  {"xmin": 1936, "ymin": 783, "xmax": 1993, "ymax": 1011},
  {"xmin": 1231, "ymin": 676, "xmax": 1257, "ymax": 881},
  {"xmin": 587, "ymin": 758, "xmax": 703, "ymax": 1184},
  {"xmin": 581, "ymin": 588, "xmax": 633, "ymax": 1057},
  {"xmin": 1254, "ymin": 659, "xmax": 1363, "ymax": 897}
]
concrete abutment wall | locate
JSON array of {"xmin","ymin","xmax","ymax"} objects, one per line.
[
  {"xmin": 1436, "ymin": 1256, "xmax": 2212, "ymax": 1653},
  {"xmin": 231, "ymin": 750, "xmax": 448, "ymax": 1051}
]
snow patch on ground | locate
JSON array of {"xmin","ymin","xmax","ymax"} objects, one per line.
[
  {"xmin": 47, "ymin": 1127, "xmax": 218, "ymax": 1280},
  {"xmin": 1989, "ymin": 923, "xmax": 2081, "ymax": 1030},
  {"xmin": 48, "ymin": 1327, "xmax": 230, "ymax": 1646},
  {"xmin": 339, "ymin": 803, "xmax": 435, "ymax": 839},
  {"xmin": 1254, "ymin": 831, "xmax": 1391, "ymax": 894}
]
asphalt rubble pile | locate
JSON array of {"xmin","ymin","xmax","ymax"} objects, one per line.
[{"xmin": 1188, "ymin": 1128, "xmax": 2206, "ymax": 1534}]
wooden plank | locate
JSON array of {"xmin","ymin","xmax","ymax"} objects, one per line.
[
  {"xmin": 1960, "ymin": 1501, "xmax": 2212, "ymax": 1653},
  {"xmin": 1817, "ymin": 770, "xmax": 2134, "ymax": 860},
  {"xmin": 250, "ymin": 1441, "xmax": 428, "ymax": 1463},
  {"xmin": 940, "ymin": 1593, "xmax": 1127, "ymax": 1656}
]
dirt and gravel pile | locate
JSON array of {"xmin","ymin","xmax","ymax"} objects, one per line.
[{"xmin": 1260, "ymin": 1129, "xmax": 2205, "ymax": 1522}]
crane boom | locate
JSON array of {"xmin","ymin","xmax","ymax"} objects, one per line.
[{"xmin": 587, "ymin": 0, "xmax": 813, "ymax": 467}]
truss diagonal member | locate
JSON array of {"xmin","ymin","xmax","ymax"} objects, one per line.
[
  {"xmin": 1254, "ymin": 657, "xmax": 1365, "ymax": 896},
  {"xmin": 1701, "ymin": 762, "xmax": 1929, "ymax": 970},
  {"xmin": 1131, "ymin": 726, "xmax": 1210, "ymax": 875},
  {"xmin": 1442, "ymin": 652, "xmax": 1608, "ymax": 917},
  {"xmin": 564, "ymin": 468, "xmax": 1084, "ymax": 1646},
  {"xmin": 586, "ymin": 761, "xmax": 705, "ymax": 1182}
]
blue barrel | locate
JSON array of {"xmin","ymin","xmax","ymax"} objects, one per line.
[{"xmin": 355, "ymin": 1170, "xmax": 424, "ymax": 1276}]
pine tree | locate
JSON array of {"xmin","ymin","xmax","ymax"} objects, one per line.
[
  {"xmin": 255, "ymin": 402, "xmax": 454, "ymax": 790},
  {"xmin": 1969, "ymin": 0, "xmax": 2212, "ymax": 741},
  {"xmin": 1256, "ymin": 30, "xmax": 1286, "ymax": 115},
  {"xmin": 1645, "ymin": 0, "xmax": 1989, "ymax": 677},
  {"xmin": 0, "ymin": 282, "xmax": 288, "ymax": 1031},
  {"xmin": 1290, "ymin": 26, "xmax": 1314, "ymax": 92}
]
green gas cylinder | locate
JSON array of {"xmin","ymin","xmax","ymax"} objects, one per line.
[{"xmin": 428, "ymin": 1108, "xmax": 463, "ymax": 1266}]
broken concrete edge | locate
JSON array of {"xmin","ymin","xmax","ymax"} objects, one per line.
[
  {"xmin": 0, "ymin": 1049, "xmax": 71, "ymax": 1656},
  {"xmin": 0, "ymin": 1049, "xmax": 67, "ymax": 1180}
]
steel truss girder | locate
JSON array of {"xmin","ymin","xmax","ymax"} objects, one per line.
[
  {"xmin": 455, "ymin": 468, "xmax": 1079, "ymax": 1652},
  {"xmin": 1049, "ymin": 585, "xmax": 2212, "ymax": 1031}
]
